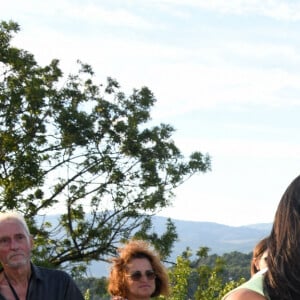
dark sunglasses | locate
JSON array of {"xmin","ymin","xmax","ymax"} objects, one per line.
[{"xmin": 126, "ymin": 270, "xmax": 156, "ymax": 281}]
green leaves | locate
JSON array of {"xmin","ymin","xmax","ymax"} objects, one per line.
[{"xmin": 168, "ymin": 248, "xmax": 246, "ymax": 300}]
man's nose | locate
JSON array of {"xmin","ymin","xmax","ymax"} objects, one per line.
[{"xmin": 10, "ymin": 239, "xmax": 19, "ymax": 249}]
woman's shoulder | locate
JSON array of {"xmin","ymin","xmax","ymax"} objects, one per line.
[{"xmin": 224, "ymin": 288, "xmax": 266, "ymax": 300}]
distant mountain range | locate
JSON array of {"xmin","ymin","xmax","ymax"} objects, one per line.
[{"xmin": 88, "ymin": 216, "xmax": 272, "ymax": 277}]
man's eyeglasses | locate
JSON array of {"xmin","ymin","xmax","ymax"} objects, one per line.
[{"xmin": 126, "ymin": 270, "xmax": 156, "ymax": 281}]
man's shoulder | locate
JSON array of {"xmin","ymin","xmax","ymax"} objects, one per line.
[{"xmin": 32, "ymin": 264, "xmax": 71, "ymax": 280}]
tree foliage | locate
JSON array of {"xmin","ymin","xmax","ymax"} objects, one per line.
[
  {"xmin": 168, "ymin": 248, "xmax": 246, "ymax": 300},
  {"xmin": 0, "ymin": 20, "xmax": 211, "ymax": 275},
  {"xmin": 168, "ymin": 249, "xmax": 193, "ymax": 300}
]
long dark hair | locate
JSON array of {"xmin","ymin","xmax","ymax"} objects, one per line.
[{"xmin": 264, "ymin": 175, "xmax": 300, "ymax": 299}]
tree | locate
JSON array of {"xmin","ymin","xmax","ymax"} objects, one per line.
[
  {"xmin": 168, "ymin": 248, "xmax": 246, "ymax": 300},
  {"xmin": 0, "ymin": 20, "xmax": 211, "ymax": 275},
  {"xmin": 168, "ymin": 248, "xmax": 193, "ymax": 300},
  {"xmin": 76, "ymin": 277, "xmax": 110, "ymax": 300}
]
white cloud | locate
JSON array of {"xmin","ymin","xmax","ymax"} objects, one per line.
[
  {"xmin": 64, "ymin": 4, "xmax": 154, "ymax": 29},
  {"xmin": 154, "ymin": 0, "xmax": 300, "ymax": 21},
  {"xmin": 227, "ymin": 41, "xmax": 300, "ymax": 62},
  {"xmin": 1, "ymin": 0, "xmax": 156, "ymax": 30},
  {"xmin": 149, "ymin": 64, "xmax": 300, "ymax": 120},
  {"xmin": 175, "ymin": 136, "xmax": 300, "ymax": 160},
  {"xmin": 8, "ymin": 14, "xmax": 300, "ymax": 121}
]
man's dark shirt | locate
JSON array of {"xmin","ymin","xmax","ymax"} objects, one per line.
[{"xmin": 1, "ymin": 263, "xmax": 84, "ymax": 300}]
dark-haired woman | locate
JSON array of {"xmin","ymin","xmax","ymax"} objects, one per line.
[{"xmin": 223, "ymin": 174, "xmax": 300, "ymax": 300}]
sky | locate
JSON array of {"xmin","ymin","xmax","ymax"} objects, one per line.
[{"xmin": 1, "ymin": 0, "xmax": 300, "ymax": 226}]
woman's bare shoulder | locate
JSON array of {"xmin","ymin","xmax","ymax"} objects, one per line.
[{"xmin": 225, "ymin": 288, "xmax": 266, "ymax": 300}]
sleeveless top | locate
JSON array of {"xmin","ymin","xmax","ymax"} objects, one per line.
[{"xmin": 222, "ymin": 268, "xmax": 269, "ymax": 300}]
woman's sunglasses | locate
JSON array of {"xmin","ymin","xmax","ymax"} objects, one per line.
[{"xmin": 126, "ymin": 270, "xmax": 156, "ymax": 281}]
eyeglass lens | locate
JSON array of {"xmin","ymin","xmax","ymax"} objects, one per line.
[{"xmin": 128, "ymin": 270, "xmax": 156, "ymax": 281}]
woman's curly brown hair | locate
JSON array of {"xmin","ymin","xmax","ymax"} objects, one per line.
[{"xmin": 107, "ymin": 239, "xmax": 170, "ymax": 298}]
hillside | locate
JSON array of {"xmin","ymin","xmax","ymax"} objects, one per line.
[
  {"xmin": 87, "ymin": 216, "xmax": 272, "ymax": 277},
  {"xmin": 153, "ymin": 217, "xmax": 271, "ymax": 256}
]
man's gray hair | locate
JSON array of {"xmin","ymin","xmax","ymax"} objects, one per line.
[{"xmin": 0, "ymin": 211, "xmax": 30, "ymax": 235}]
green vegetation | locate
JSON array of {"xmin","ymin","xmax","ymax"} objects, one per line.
[{"xmin": 0, "ymin": 19, "xmax": 210, "ymax": 276}]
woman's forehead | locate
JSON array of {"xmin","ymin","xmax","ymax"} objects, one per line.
[{"xmin": 127, "ymin": 258, "xmax": 152, "ymax": 269}]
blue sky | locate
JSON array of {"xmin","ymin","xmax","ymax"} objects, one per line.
[{"xmin": 2, "ymin": 0, "xmax": 300, "ymax": 226}]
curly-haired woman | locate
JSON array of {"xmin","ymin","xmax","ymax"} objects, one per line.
[{"xmin": 108, "ymin": 239, "xmax": 170, "ymax": 300}]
